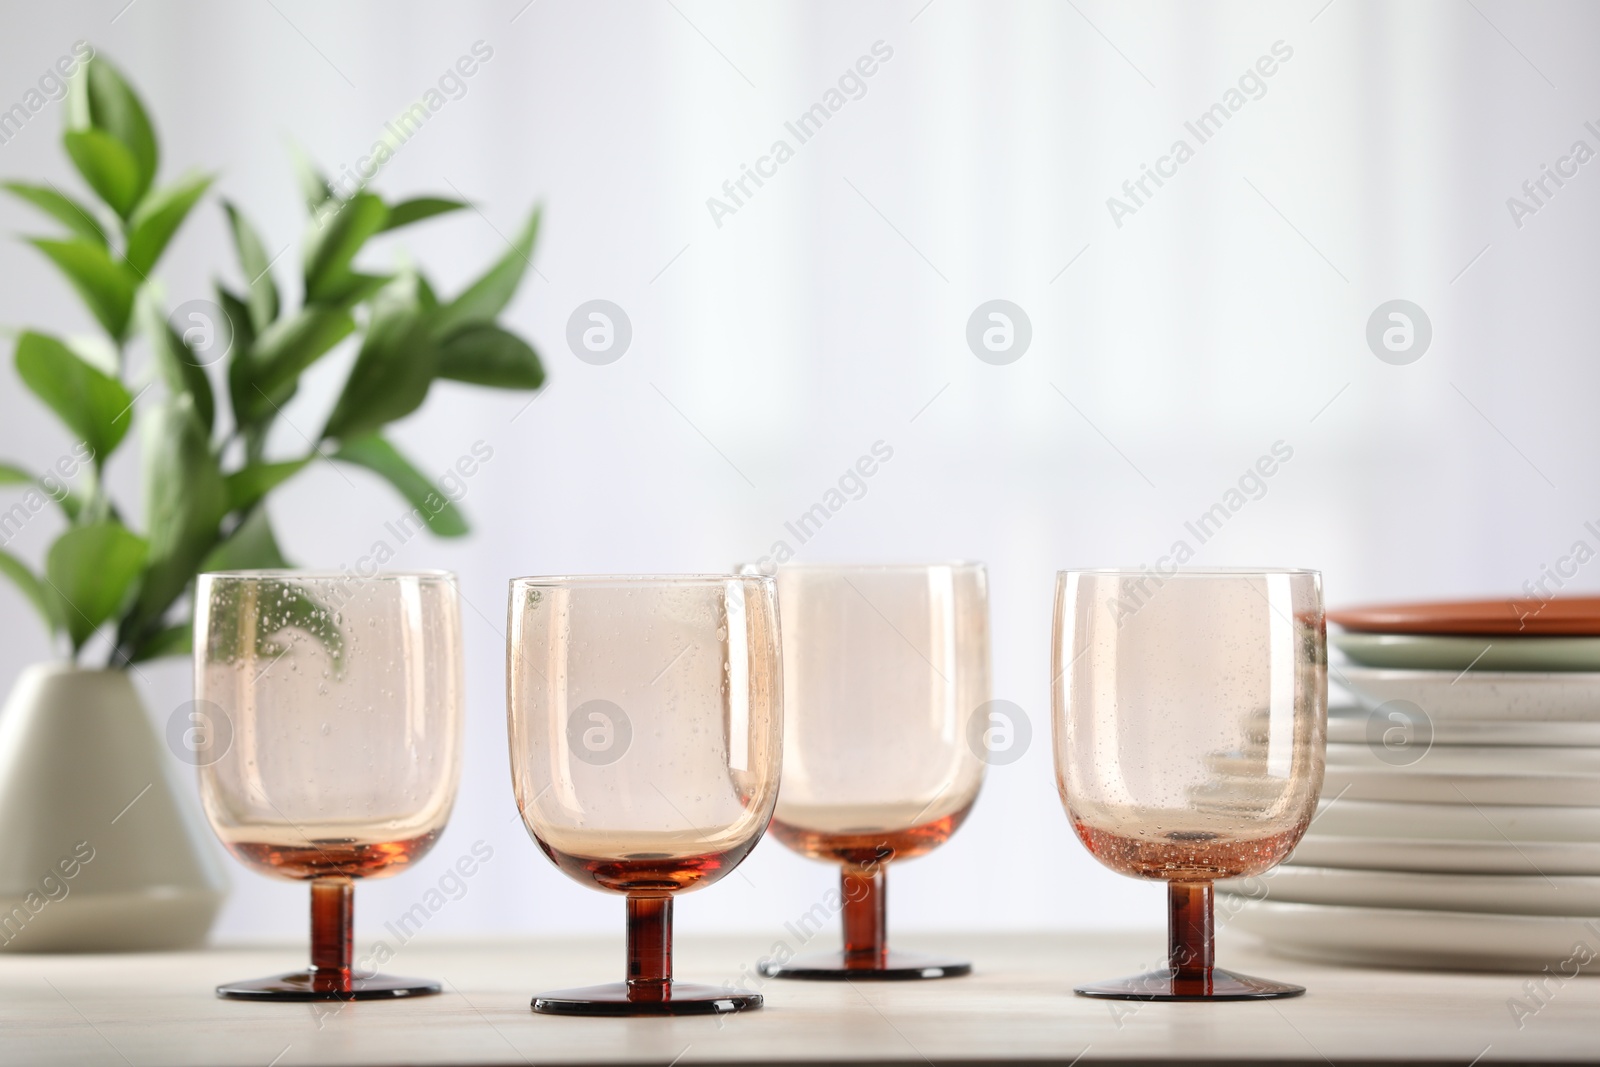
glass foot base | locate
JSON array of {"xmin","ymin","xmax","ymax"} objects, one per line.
[
  {"xmin": 216, "ymin": 971, "xmax": 441, "ymax": 1001},
  {"xmin": 532, "ymin": 982, "xmax": 761, "ymax": 1016},
  {"xmin": 1075, "ymin": 967, "xmax": 1304, "ymax": 1001},
  {"xmin": 759, "ymin": 950, "xmax": 972, "ymax": 981}
]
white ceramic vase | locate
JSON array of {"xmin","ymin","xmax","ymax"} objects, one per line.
[{"xmin": 0, "ymin": 663, "xmax": 227, "ymax": 951}]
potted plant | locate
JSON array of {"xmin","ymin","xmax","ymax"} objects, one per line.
[{"xmin": 0, "ymin": 51, "xmax": 544, "ymax": 950}]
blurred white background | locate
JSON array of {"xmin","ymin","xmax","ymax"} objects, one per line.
[{"xmin": 2, "ymin": 0, "xmax": 1599, "ymax": 953}]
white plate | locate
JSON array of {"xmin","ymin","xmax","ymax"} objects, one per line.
[
  {"xmin": 1222, "ymin": 897, "xmax": 1600, "ymax": 972},
  {"xmin": 1337, "ymin": 666, "xmax": 1600, "ymax": 721},
  {"xmin": 1310, "ymin": 798, "xmax": 1600, "ymax": 842},
  {"xmin": 1321, "ymin": 764, "xmax": 1600, "ymax": 806},
  {"xmin": 1332, "ymin": 632, "xmax": 1600, "ymax": 672},
  {"xmin": 1218, "ymin": 864, "xmax": 1600, "ymax": 916},
  {"xmin": 1325, "ymin": 741, "xmax": 1600, "ymax": 775},
  {"xmin": 1328, "ymin": 707, "xmax": 1600, "ymax": 747},
  {"xmin": 1289, "ymin": 833, "xmax": 1600, "ymax": 875}
]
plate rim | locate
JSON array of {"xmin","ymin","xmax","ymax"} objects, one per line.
[
  {"xmin": 1331, "ymin": 632, "xmax": 1600, "ymax": 671},
  {"xmin": 1323, "ymin": 765, "xmax": 1600, "ymax": 784},
  {"xmin": 1328, "ymin": 596, "xmax": 1600, "ymax": 636},
  {"xmin": 1325, "ymin": 710, "xmax": 1600, "ymax": 743},
  {"xmin": 1222, "ymin": 894, "xmax": 1600, "ymax": 926},
  {"xmin": 1337, "ymin": 664, "xmax": 1600, "ymax": 684},
  {"xmin": 1296, "ymin": 832, "xmax": 1600, "ymax": 852},
  {"xmin": 1335, "ymin": 632, "xmax": 1600, "ymax": 647},
  {"xmin": 1224, "ymin": 863, "xmax": 1600, "ymax": 889}
]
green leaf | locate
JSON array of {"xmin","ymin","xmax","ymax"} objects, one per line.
[
  {"xmin": 289, "ymin": 145, "xmax": 335, "ymax": 213},
  {"xmin": 415, "ymin": 271, "xmax": 440, "ymax": 311},
  {"xmin": 432, "ymin": 206, "xmax": 544, "ymax": 340},
  {"xmin": 226, "ymin": 357, "xmax": 264, "ymax": 435},
  {"xmin": 46, "ymin": 521, "xmax": 149, "ymax": 651},
  {"xmin": 64, "ymin": 335, "xmax": 119, "ymax": 376},
  {"xmin": 28, "ymin": 238, "xmax": 138, "ymax": 341},
  {"xmin": 201, "ymin": 506, "xmax": 290, "ymax": 571},
  {"xmin": 0, "ymin": 460, "xmax": 84, "ymax": 520},
  {"xmin": 1, "ymin": 182, "xmax": 107, "ymax": 246},
  {"xmin": 129, "ymin": 394, "xmax": 226, "ymax": 634},
  {"xmin": 323, "ymin": 275, "xmax": 439, "ymax": 440},
  {"xmin": 437, "ymin": 323, "xmax": 545, "ymax": 389},
  {"xmin": 127, "ymin": 621, "xmax": 191, "ymax": 662},
  {"xmin": 68, "ymin": 57, "xmax": 158, "ymax": 214},
  {"xmin": 237, "ymin": 305, "xmax": 355, "ymax": 421},
  {"xmin": 62, "ymin": 130, "xmax": 142, "ymax": 219},
  {"xmin": 14, "ymin": 331, "xmax": 134, "ymax": 458},
  {"xmin": 333, "ymin": 434, "xmax": 468, "ymax": 537},
  {"xmin": 223, "ymin": 201, "xmax": 280, "ymax": 333},
  {"xmin": 124, "ymin": 171, "xmax": 213, "ymax": 277},
  {"xmin": 0, "ymin": 547, "xmax": 59, "ymax": 634},
  {"xmin": 224, "ymin": 458, "xmax": 309, "ymax": 512},
  {"xmin": 216, "ymin": 285, "xmax": 256, "ymax": 355},
  {"xmin": 135, "ymin": 290, "xmax": 215, "ymax": 433},
  {"xmin": 378, "ymin": 197, "xmax": 468, "ymax": 233},
  {"xmin": 313, "ymin": 270, "xmax": 392, "ymax": 305},
  {"xmin": 303, "ymin": 193, "xmax": 387, "ymax": 303},
  {"xmin": 431, "ymin": 206, "xmax": 540, "ymax": 338}
]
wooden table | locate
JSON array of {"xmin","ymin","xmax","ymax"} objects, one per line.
[{"xmin": 0, "ymin": 931, "xmax": 1593, "ymax": 1064}]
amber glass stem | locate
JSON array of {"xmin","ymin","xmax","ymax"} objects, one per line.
[
  {"xmin": 626, "ymin": 894, "xmax": 673, "ymax": 998},
  {"xmin": 841, "ymin": 862, "xmax": 888, "ymax": 968},
  {"xmin": 1168, "ymin": 881, "xmax": 1215, "ymax": 984},
  {"xmin": 310, "ymin": 876, "xmax": 354, "ymax": 992}
]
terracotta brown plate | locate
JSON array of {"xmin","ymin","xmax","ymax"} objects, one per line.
[{"xmin": 1328, "ymin": 596, "xmax": 1600, "ymax": 636}]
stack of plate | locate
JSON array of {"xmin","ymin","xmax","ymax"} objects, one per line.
[{"xmin": 1221, "ymin": 595, "xmax": 1600, "ymax": 972}]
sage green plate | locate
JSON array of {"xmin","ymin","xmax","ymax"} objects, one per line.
[{"xmin": 1332, "ymin": 632, "xmax": 1600, "ymax": 672}]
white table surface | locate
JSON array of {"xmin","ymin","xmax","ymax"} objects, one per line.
[{"xmin": 0, "ymin": 930, "xmax": 1593, "ymax": 1065}]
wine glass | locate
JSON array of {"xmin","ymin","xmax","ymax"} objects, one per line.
[
  {"xmin": 195, "ymin": 570, "xmax": 462, "ymax": 1001},
  {"xmin": 507, "ymin": 574, "xmax": 782, "ymax": 1016},
  {"xmin": 1053, "ymin": 568, "xmax": 1325, "ymax": 1000},
  {"xmin": 749, "ymin": 562, "xmax": 989, "ymax": 980}
]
